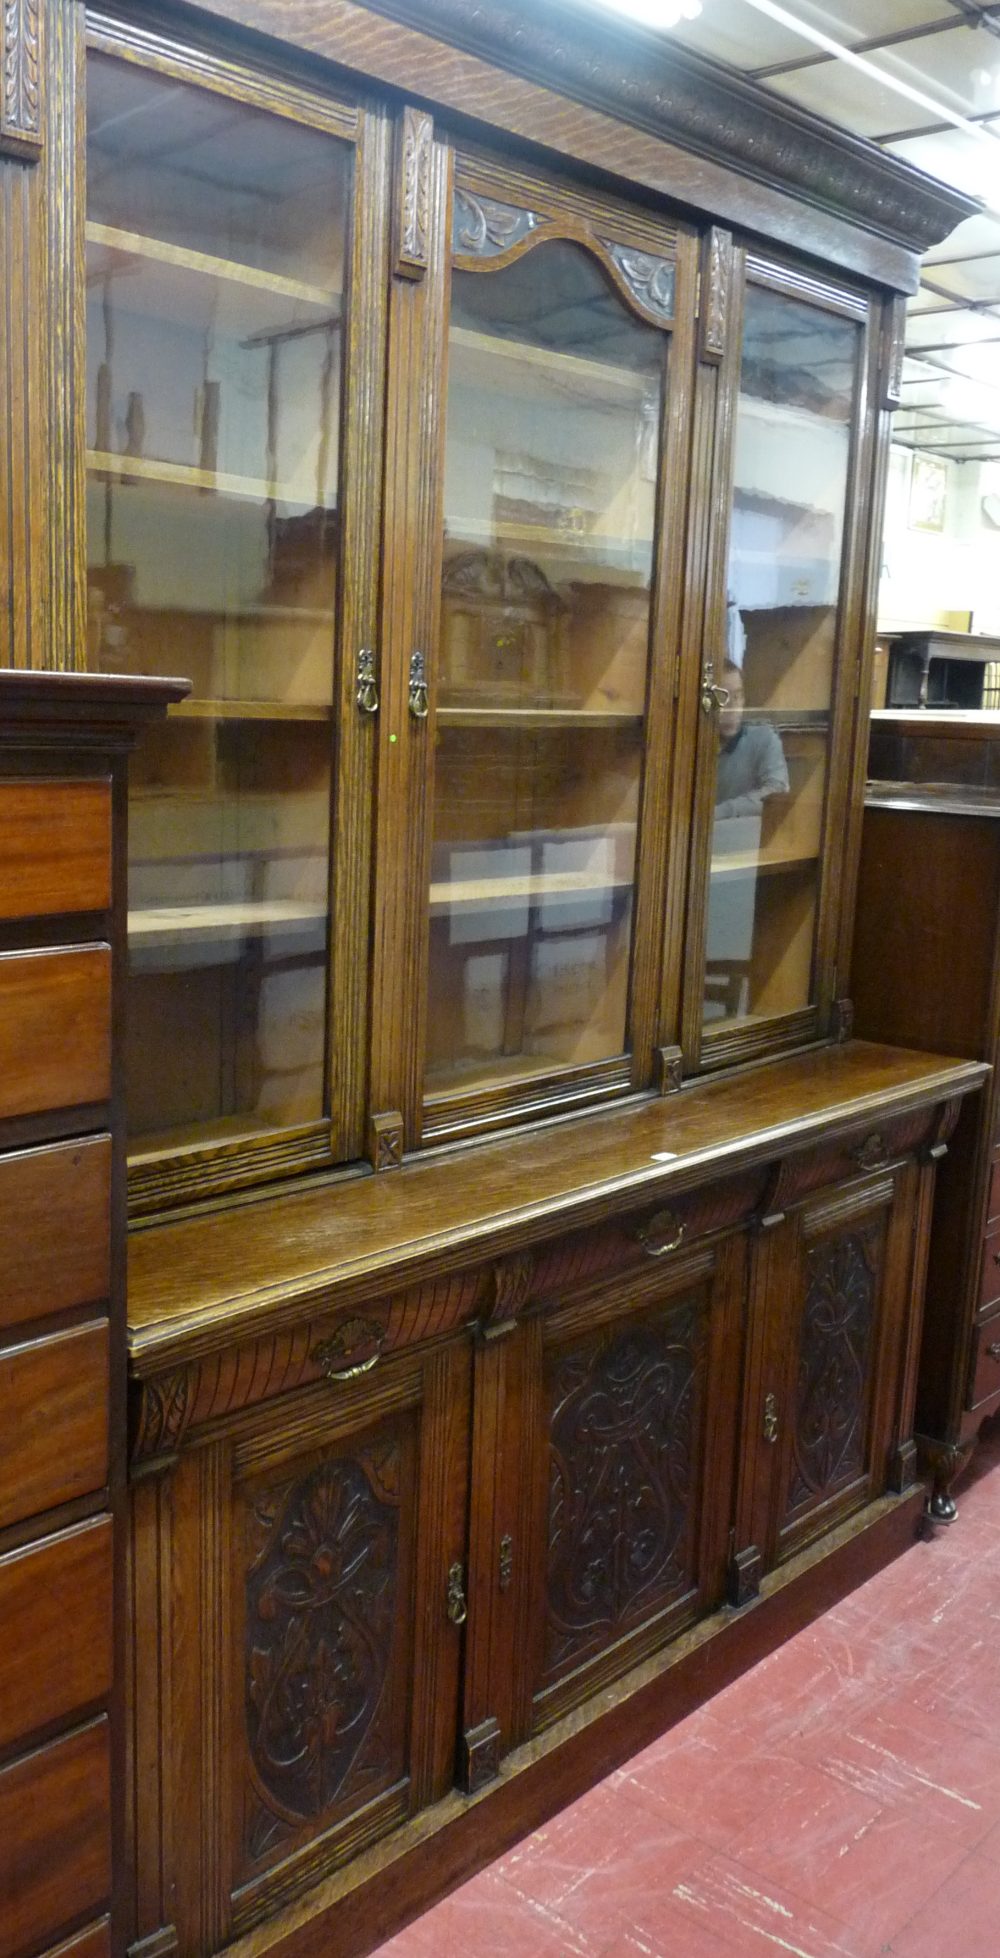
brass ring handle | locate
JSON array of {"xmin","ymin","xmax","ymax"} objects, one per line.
[
  {"xmin": 408, "ymin": 649, "xmax": 429, "ymax": 719},
  {"xmin": 322, "ymin": 1351, "xmax": 380, "ymax": 1383},
  {"xmin": 636, "ymin": 1209, "xmax": 685, "ymax": 1257}
]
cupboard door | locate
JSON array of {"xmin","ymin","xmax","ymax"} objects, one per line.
[
  {"xmin": 683, "ymin": 258, "xmax": 877, "ymax": 1070},
  {"xmin": 84, "ymin": 27, "xmax": 388, "ymax": 1213},
  {"xmin": 402, "ymin": 155, "xmax": 698, "ymax": 1146},
  {"xmin": 160, "ymin": 1343, "xmax": 469, "ymax": 1951},
  {"xmin": 746, "ymin": 1174, "xmax": 905, "ymax": 1576},
  {"xmin": 481, "ymin": 1239, "xmax": 743, "ymax": 1756}
]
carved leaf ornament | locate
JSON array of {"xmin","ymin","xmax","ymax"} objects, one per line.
[{"xmin": 787, "ymin": 1228, "xmax": 879, "ymax": 1512}]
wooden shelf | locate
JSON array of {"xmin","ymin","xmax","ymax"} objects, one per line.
[
  {"xmin": 87, "ymin": 448, "xmax": 337, "ymax": 509},
  {"xmin": 169, "ymin": 700, "xmax": 332, "ymax": 724},
  {"xmin": 430, "ymin": 869, "xmax": 632, "ymax": 910},
  {"xmin": 87, "ymin": 221, "xmax": 339, "ymax": 312},
  {"xmin": 445, "ymin": 514, "xmax": 652, "ymax": 564},
  {"xmin": 709, "ymin": 848, "xmax": 819, "ymax": 878},
  {"xmin": 128, "ymin": 899, "xmax": 326, "ymax": 946},
  {"xmin": 437, "ymin": 706, "xmax": 643, "ymax": 731},
  {"xmin": 449, "ymin": 324, "xmax": 655, "ymax": 403}
]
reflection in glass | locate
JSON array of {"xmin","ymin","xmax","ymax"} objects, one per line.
[
  {"xmin": 85, "ymin": 55, "xmax": 349, "ymax": 1153},
  {"xmin": 703, "ymin": 285, "xmax": 860, "ymax": 1031},
  {"xmin": 426, "ymin": 239, "xmax": 667, "ymax": 1099}
]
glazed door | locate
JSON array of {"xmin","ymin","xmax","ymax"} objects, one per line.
[
  {"xmin": 84, "ymin": 17, "xmax": 388, "ymax": 1213},
  {"xmin": 460, "ymin": 1230, "xmax": 745, "ymax": 1781},
  {"xmin": 374, "ymin": 147, "xmax": 699, "ymax": 1150},
  {"xmin": 681, "ymin": 254, "xmax": 878, "ymax": 1072}
]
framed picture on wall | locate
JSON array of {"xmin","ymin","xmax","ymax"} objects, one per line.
[{"xmin": 908, "ymin": 452, "xmax": 947, "ymax": 532}]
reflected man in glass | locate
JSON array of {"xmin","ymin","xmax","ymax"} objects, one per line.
[{"xmin": 715, "ymin": 660, "xmax": 788, "ymax": 819}]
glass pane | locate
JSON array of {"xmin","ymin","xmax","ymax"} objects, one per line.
[
  {"xmin": 85, "ymin": 55, "xmax": 349, "ymax": 1154},
  {"xmin": 426, "ymin": 239, "xmax": 666, "ymax": 1099},
  {"xmin": 702, "ymin": 284, "xmax": 860, "ymax": 1033}
]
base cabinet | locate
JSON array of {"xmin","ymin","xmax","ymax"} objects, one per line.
[{"xmin": 127, "ymin": 1087, "xmax": 965, "ymax": 1958}]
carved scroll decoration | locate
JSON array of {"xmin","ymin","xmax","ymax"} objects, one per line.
[
  {"xmin": 785, "ymin": 1225, "xmax": 881, "ymax": 1515},
  {"xmin": 544, "ymin": 1303, "xmax": 702, "ymax": 1681},
  {"xmin": 395, "ymin": 105, "xmax": 432, "ymax": 279},
  {"xmin": 244, "ymin": 1445, "xmax": 401, "ymax": 1847},
  {"xmin": 1, "ymin": 0, "xmax": 41, "ymax": 158},
  {"xmin": 453, "ymin": 187, "xmax": 545, "ymax": 259},
  {"xmin": 603, "ymin": 240, "xmax": 675, "ymax": 325}
]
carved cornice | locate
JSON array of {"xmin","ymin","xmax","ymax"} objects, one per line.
[
  {"xmin": 1, "ymin": 0, "xmax": 42, "ymax": 158},
  {"xmin": 362, "ymin": 0, "xmax": 974, "ymax": 254}
]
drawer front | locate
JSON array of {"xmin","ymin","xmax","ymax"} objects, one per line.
[
  {"xmin": 980, "ymin": 1228, "xmax": 1000, "ymax": 1314},
  {"xmin": 0, "ymin": 1322, "xmax": 108, "ymax": 1530},
  {"xmin": 987, "ymin": 1154, "xmax": 1000, "ymax": 1225},
  {"xmin": 0, "ymin": 781, "xmax": 110, "ymax": 921},
  {"xmin": 0, "ymin": 1137, "xmax": 111, "ymax": 1332},
  {"xmin": 0, "ymin": 1718, "xmax": 111, "ymax": 1958},
  {"xmin": 969, "ymin": 1311, "xmax": 1000, "ymax": 1413},
  {"xmin": 0, "ymin": 947, "xmax": 111, "ymax": 1122},
  {"xmin": 0, "ymin": 1517, "xmax": 113, "ymax": 1751},
  {"xmin": 39, "ymin": 1924, "xmax": 110, "ymax": 1958}
]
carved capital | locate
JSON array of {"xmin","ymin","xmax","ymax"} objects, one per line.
[
  {"xmin": 132, "ymin": 1369, "xmax": 191, "ymax": 1464},
  {"xmin": 1, "ymin": 0, "xmax": 41, "ymax": 159},
  {"xmin": 654, "ymin": 1044, "xmax": 683, "ymax": 1095},
  {"xmin": 395, "ymin": 104, "xmax": 432, "ymax": 279},
  {"xmin": 462, "ymin": 1715, "xmax": 503, "ymax": 1793},
  {"xmin": 728, "ymin": 1544, "xmax": 762, "ymax": 1608},
  {"xmin": 369, "ymin": 1108, "xmax": 404, "ymax": 1171}
]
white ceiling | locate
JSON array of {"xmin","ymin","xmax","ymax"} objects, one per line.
[{"xmin": 630, "ymin": 0, "xmax": 1000, "ymax": 459}]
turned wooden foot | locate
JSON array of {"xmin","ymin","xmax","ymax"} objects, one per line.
[{"xmin": 922, "ymin": 1439, "xmax": 974, "ymax": 1526}]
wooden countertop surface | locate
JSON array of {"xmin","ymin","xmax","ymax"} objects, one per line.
[{"xmin": 127, "ymin": 1041, "xmax": 987, "ymax": 1373}]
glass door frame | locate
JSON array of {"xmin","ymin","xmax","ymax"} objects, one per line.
[
  {"xmin": 83, "ymin": 10, "xmax": 391, "ymax": 1216},
  {"xmin": 383, "ymin": 141, "xmax": 701, "ymax": 1151},
  {"xmin": 678, "ymin": 248, "xmax": 879, "ymax": 1076}
]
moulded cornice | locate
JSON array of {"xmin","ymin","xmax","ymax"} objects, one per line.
[{"xmin": 359, "ymin": 0, "xmax": 976, "ymax": 254}]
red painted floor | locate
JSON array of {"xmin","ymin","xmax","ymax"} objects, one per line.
[{"xmin": 372, "ymin": 1426, "xmax": 1000, "ymax": 1958}]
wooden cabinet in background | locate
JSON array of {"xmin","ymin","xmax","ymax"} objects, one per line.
[{"xmin": 854, "ymin": 710, "xmax": 1000, "ymax": 1517}]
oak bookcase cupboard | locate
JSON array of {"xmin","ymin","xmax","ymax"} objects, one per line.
[
  {"xmin": 854, "ymin": 711, "xmax": 1000, "ymax": 1520},
  {"xmin": 0, "ymin": 4, "xmax": 986, "ymax": 1958}
]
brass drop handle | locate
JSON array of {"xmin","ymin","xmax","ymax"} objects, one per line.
[
  {"xmin": 987, "ymin": 1342, "xmax": 1000, "ymax": 1362},
  {"xmin": 763, "ymin": 1392, "xmax": 779, "ymax": 1444},
  {"xmin": 322, "ymin": 1350, "xmax": 380, "ymax": 1383},
  {"xmin": 408, "ymin": 649, "xmax": 429, "ymax": 719},
  {"xmin": 447, "ymin": 1560, "xmax": 468, "ymax": 1626},
  {"xmin": 700, "ymin": 655, "xmax": 730, "ymax": 716},
  {"xmin": 636, "ymin": 1208, "xmax": 686, "ymax": 1257},
  {"xmin": 356, "ymin": 646, "xmax": 379, "ymax": 715}
]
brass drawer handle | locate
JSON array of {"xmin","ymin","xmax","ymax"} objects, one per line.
[
  {"xmin": 447, "ymin": 1561, "xmax": 467, "ymax": 1626},
  {"xmin": 323, "ymin": 1351, "xmax": 380, "ymax": 1382},
  {"xmin": 986, "ymin": 1341, "xmax": 1000, "ymax": 1363},
  {"xmin": 636, "ymin": 1208, "xmax": 685, "ymax": 1257}
]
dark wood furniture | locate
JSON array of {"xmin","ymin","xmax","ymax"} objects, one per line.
[
  {"xmin": 880, "ymin": 631, "xmax": 1000, "ymax": 710},
  {"xmin": 855, "ymin": 710, "xmax": 1000, "ymax": 1518},
  {"xmin": 0, "ymin": 5, "xmax": 986, "ymax": 1957},
  {"xmin": 0, "ymin": 672, "xmax": 184, "ymax": 1958}
]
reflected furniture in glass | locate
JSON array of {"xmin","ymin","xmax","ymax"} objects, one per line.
[
  {"xmin": 855, "ymin": 711, "xmax": 1000, "ymax": 1519},
  {"xmin": 0, "ymin": 6, "xmax": 984, "ymax": 1958}
]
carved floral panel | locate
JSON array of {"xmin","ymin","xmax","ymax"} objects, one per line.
[
  {"xmin": 242, "ymin": 1431, "xmax": 411, "ymax": 1871},
  {"xmin": 785, "ymin": 1222, "xmax": 883, "ymax": 1518},
  {"xmin": 543, "ymin": 1300, "xmax": 704, "ymax": 1683}
]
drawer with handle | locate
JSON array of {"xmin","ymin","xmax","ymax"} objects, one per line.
[{"xmin": 0, "ymin": 1321, "xmax": 108, "ymax": 1530}]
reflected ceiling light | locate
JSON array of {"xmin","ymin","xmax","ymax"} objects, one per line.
[{"xmin": 588, "ymin": 0, "xmax": 702, "ymax": 25}]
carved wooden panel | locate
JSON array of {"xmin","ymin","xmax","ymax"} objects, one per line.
[
  {"xmin": 784, "ymin": 1221, "xmax": 883, "ymax": 1519},
  {"xmin": 542, "ymin": 1298, "xmax": 704, "ymax": 1685},
  {"xmin": 394, "ymin": 105, "xmax": 432, "ymax": 279},
  {"xmin": 240, "ymin": 1422, "xmax": 416, "ymax": 1884},
  {"xmin": 0, "ymin": 0, "xmax": 42, "ymax": 158},
  {"xmin": 453, "ymin": 186, "xmax": 545, "ymax": 259}
]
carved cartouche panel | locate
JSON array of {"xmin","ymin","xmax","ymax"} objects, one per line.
[
  {"xmin": 785, "ymin": 1224, "xmax": 882, "ymax": 1517},
  {"xmin": 453, "ymin": 187, "xmax": 545, "ymax": 259},
  {"xmin": 243, "ymin": 1436, "xmax": 408, "ymax": 1871},
  {"xmin": 543, "ymin": 1300, "xmax": 703, "ymax": 1683}
]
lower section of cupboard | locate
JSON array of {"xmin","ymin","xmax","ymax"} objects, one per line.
[{"xmin": 128, "ymin": 1486, "xmax": 925, "ymax": 1958}]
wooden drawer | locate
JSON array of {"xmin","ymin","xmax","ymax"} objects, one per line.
[
  {"xmin": 0, "ymin": 780, "xmax": 110, "ymax": 921},
  {"xmin": 0, "ymin": 947, "xmax": 110, "ymax": 1122},
  {"xmin": 980, "ymin": 1228, "xmax": 1000, "ymax": 1314},
  {"xmin": 0, "ymin": 1137, "xmax": 110, "ymax": 1333},
  {"xmin": 968, "ymin": 1309, "xmax": 1000, "ymax": 1413},
  {"xmin": 0, "ymin": 1322, "xmax": 108, "ymax": 1530},
  {"xmin": 0, "ymin": 1718, "xmax": 111, "ymax": 1958},
  {"xmin": 0, "ymin": 1517, "xmax": 113, "ymax": 1752}
]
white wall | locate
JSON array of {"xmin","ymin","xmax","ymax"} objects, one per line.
[{"xmin": 879, "ymin": 445, "xmax": 1000, "ymax": 634}]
